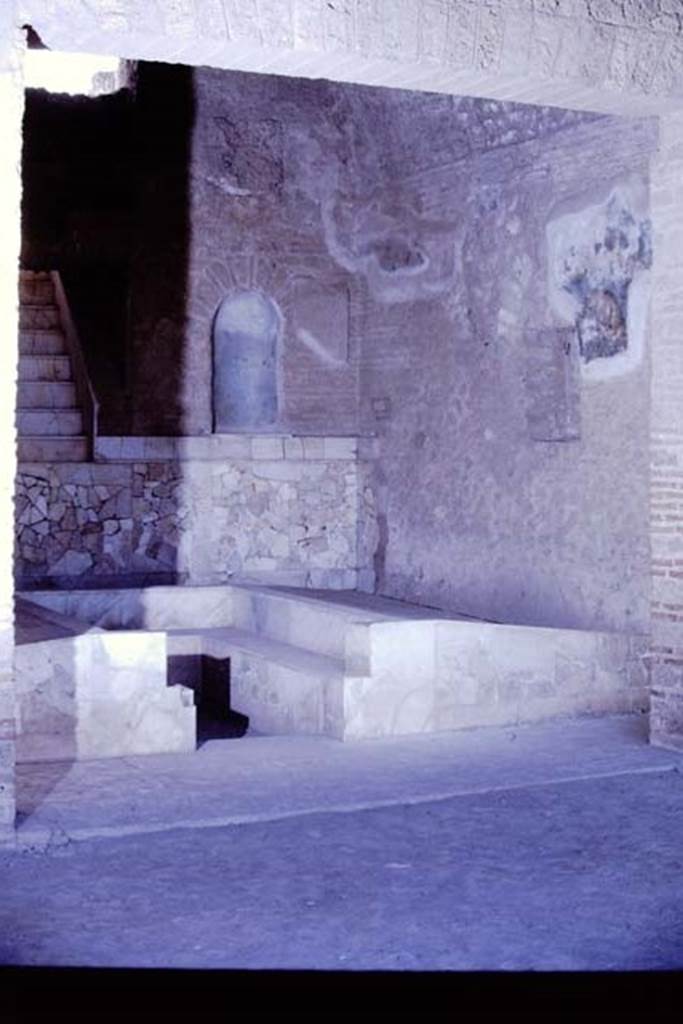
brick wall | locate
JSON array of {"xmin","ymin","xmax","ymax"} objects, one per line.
[{"xmin": 649, "ymin": 110, "xmax": 683, "ymax": 750}]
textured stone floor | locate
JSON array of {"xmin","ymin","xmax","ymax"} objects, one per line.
[{"xmin": 3, "ymin": 715, "xmax": 683, "ymax": 971}]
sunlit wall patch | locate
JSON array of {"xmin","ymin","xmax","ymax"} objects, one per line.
[{"xmin": 23, "ymin": 49, "xmax": 125, "ymax": 96}]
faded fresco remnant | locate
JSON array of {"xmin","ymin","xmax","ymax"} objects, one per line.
[{"xmin": 546, "ymin": 178, "xmax": 652, "ymax": 381}]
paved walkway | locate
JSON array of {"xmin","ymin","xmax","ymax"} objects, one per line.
[
  {"xmin": 3, "ymin": 714, "xmax": 683, "ymax": 970},
  {"xmin": 13, "ymin": 713, "xmax": 680, "ymax": 846}
]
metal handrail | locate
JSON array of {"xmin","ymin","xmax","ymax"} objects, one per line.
[{"xmin": 49, "ymin": 270, "xmax": 99, "ymax": 461}]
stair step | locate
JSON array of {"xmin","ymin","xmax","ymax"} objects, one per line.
[
  {"xmin": 18, "ymin": 355, "xmax": 72, "ymax": 382},
  {"xmin": 16, "ymin": 409, "xmax": 83, "ymax": 436},
  {"xmin": 20, "ymin": 305, "xmax": 61, "ymax": 330},
  {"xmin": 167, "ymin": 626, "xmax": 344, "ymax": 676},
  {"xmin": 167, "ymin": 626, "xmax": 344, "ymax": 737},
  {"xmin": 19, "ymin": 330, "xmax": 66, "ymax": 356},
  {"xmin": 17, "ymin": 381, "xmax": 78, "ymax": 409},
  {"xmin": 19, "ymin": 277, "xmax": 55, "ymax": 305},
  {"xmin": 17, "ymin": 436, "xmax": 90, "ymax": 462},
  {"xmin": 229, "ymin": 583, "xmax": 453, "ymax": 661}
]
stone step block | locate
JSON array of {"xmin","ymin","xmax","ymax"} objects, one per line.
[
  {"xmin": 16, "ymin": 408, "xmax": 83, "ymax": 436},
  {"xmin": 19, "ymin": 276, "xmax": 55, "ymax": 305},
  {"xmin": 228, "ymin": 583, "xmax": 453, "ymax": 661},
  {"xmin": 15, "ymin": 605, "xmax": 196, "ymax": 762},
  {"xmin": 17, "ymin": 436, "xmax": 90, "ymax": 462},
  {"xmin": 17, "ymin": 381, "xmax": 78, "ymax": 409},
  {"xmin": 19, "ymin": 305, "xmax": 61, "ymax": 330},
  {"xmin": 167, "ymin": 626, "xmax": 345, "ymax": 737},
  {"xmin": 19, "ymin": 330, "xmax": 67, "ymax": 355},
  {"xmin": 18, "ymin": 355, "xmax": 73, "ymax": 382}
]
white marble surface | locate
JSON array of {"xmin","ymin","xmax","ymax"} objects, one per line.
[
  {"xmin": 94, "ymin": 434, "xmax": 360, "ymax": 462},
  {"xmin": 15, "ymin": 602, "xmax": 195, "ymax": 762},
  {"xmin": 18, "ymin": 585, "xmax": 649, "ymax": 746}
]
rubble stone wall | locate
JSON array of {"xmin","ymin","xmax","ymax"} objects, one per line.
[{"xmin": 14, "ymin": 436, "xmax": 371, "ymax": 590}]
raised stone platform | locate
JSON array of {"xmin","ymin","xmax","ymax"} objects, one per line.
[
  {"xmin": 20, "ymin": 584, "xmax": 649, "ymax": 743},
  {"xmin": 14, "ymin": 598, "xmax": 195, "ymax": 763}
]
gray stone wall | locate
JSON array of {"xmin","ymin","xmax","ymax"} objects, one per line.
[
  {"xmin": 360, "ymin": 114, "xmax": 657, "ymax": 635},
  {"xmin": 15, "ymin": 436, "xmax": 368, "ymax": 590}
]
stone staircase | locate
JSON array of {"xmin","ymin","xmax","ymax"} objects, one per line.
[{"xmin": 17, "ymin": 271, "xmax": 90, "ymax": 462}]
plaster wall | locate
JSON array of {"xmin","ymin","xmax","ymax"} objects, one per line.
[
  {"xmin": 360, "ymin": 114, "xmax": 657, "ymax": 634},
  {"xmin": 128, "ymin": 64, "xmax": 600, "ymax": 437},
  {"xmin": 128, "ymin": 65, "xmax": 365, "ymax": 436}
]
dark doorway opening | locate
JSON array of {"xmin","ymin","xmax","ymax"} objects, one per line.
[{"xmin": 168, "ymin": 654, "xmax": 249, "ymax": 747}]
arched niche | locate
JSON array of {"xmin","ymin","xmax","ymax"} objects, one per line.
[{"xmin": 212, "ymin": 289, "xmax": 280, "ymax": 431}]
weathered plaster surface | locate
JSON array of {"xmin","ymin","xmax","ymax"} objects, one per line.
[
  {"xmin": 361, "ymin": 115, "xmax": 656, "ymax": 634},
  {"xmin": 128, "ymin": 65, "xmax": 602, "ymax": 436}
]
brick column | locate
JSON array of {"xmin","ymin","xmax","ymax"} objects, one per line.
[
  {"xmin": 0, "ymin": 4, "xmax": 23, "ymax": 843},
  {"xmin": 650, "ymin": 111, "xmax": 683, "ymax": 750}
]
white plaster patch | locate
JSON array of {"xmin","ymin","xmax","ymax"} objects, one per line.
[
  {"xmin": 546, "ymin": 177, "xmax": 651, "ymax": 381},
  {"xmin": 321, "ymin": 193, "xmax": 459, "ymax": 304}
]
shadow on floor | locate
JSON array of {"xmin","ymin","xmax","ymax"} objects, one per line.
[{"xmin": 14, "ymin": 758, "xmax": 75, "ymax": 824}]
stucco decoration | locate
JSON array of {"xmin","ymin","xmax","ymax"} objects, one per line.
[
  {"xmin": 546, "ymin": 178, "xmax": 652, "ymax": 382},
  {"xmin": 322, "ymin": 190, "xmax": 459, "ymax": 304},
  {"xmin": 213, "ymin": 290, "xmax": 281, "ymax": 431}
]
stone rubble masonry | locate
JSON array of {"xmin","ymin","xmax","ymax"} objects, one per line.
[
  {"xmin": 0, "ymin": 0, "xmax": 22, "ymax": 845},
  {"xmin": 649, "ymin": 109, "xmax": 683, "ymax": 751},
  {"xmin": 14, "ymin": 436, "xmax": 373, "ymax": 591},
  {"xmin": 16, "ymin": 1, "xmax": 683, "ymax": 117}
]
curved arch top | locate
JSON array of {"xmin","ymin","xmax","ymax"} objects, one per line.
[{"xmin": 212, "ymin": 289, "xmax": 280, "ymax": 432}]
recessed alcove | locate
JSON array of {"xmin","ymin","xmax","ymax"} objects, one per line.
[{"xmin": 212, "ymin": 289, "xmax": 280, "ymax": 432}]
